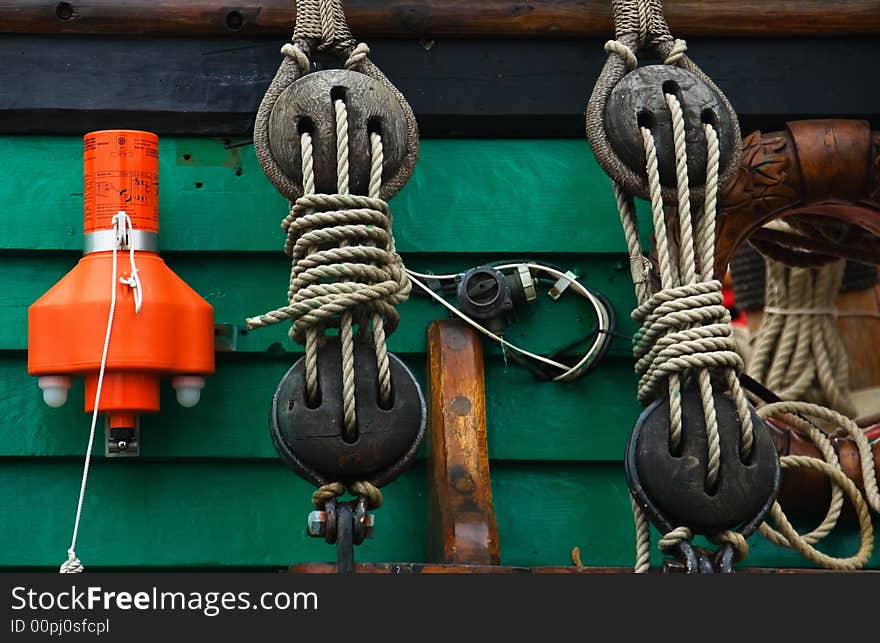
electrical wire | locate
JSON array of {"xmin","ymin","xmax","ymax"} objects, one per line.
[{"xmin": 406, "ymin": 262, "xmax": 615, "ymax": 382}]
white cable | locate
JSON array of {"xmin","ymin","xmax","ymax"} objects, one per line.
[
  {"xmin": 405, "ymin": 263, "xmax": 613, "ymax": 382},
  {"xmin": 60, "ymin": 211, "xmax": 136, "ymax": 574}
]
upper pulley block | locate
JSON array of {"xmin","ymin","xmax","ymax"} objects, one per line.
[
  {"xmin": 605, "ymin": 65, "xmax": 739, "ymax": 188},
  {"xmin": 268, "ymin": 69, "xmax": 412, "ymax": 198}
]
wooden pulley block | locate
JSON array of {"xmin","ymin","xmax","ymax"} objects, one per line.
[
  {"xmin": 716, "ymin": 119, "xmax": 880, "ymax": 278},
  {"xmin": 625, "ymin": 388, "xmax": 780, "ymax": 535},
  {"xmin": 269, "ymin": 337, "xmax": 426, "ymax": 487},
  {"xmin": 268, "ymin": 69, "xmax": 412, "ymax": 198},
  {"xmin": 605, "ymin": 66, "xmax": 739, "ymax": 188}
]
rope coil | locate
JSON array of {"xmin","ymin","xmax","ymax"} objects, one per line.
[{"xmin": 748, "ymin": 259, "xmax": 857, "ymax": 417}]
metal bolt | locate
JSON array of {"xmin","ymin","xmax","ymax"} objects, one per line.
[
  {"xmin": 307, "ymin": 511, "xmax": 327, "ymax": 537},
  {"xmin": 117, "ymin": 440, "xmax": 128, "ymax": 451}
]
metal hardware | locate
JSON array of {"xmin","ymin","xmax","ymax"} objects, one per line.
[
  {"xmin": 517, "ymin": 264, "xmax": 538, "ymax": 303},
  {"xmin": 213, "ymin": 323, "xmax": 243, "ymax": 352},
  {"xmin": 83, "ymin": 230, "xmax": 159, "ymax": 255},
  {"xmin": 307, "ymin": 510, "xmax": 326, "ymax": 537},
  {"xmin": 267, "ymin": 69, "xmax": 410, "ymax": 196},
  {"xmin": 307, "ymin": 498, "xmax": 375, "ymax": 541},
  {"xmin": 454, "ymin": 265, "xmax": 536, "ymax": 333},
  {"xmin": 604, "ymin": 65, "xmax": 737, "ymax": 188},
  {"xmin": 548, "ymin": 270, "xmax": 578, "ymax": 300},
  {"xmin": 270, "ymin": 337, "xmax": 426, "ymax": 488},
  {"xmin": 336, "ymin": 503, "xmax": 355, "ymax": 575},
  {"xmin": 105, "ymin": 418, "xmax": 140, "ymax": 457}
]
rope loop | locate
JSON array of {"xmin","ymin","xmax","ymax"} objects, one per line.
[
  {"xmin": 658, "ymin": 526, "xmax": 693, "ymax": 552},
  {"xmin": 247, "ymin": 191, "xmax": 410, "ymax": 343},
  {"xmin": 344, "ymin": 42, "xmax": 371, "ymax": 71},
  {"xmin": 312, "ymin": 480, "xmax": 383, "ymax": 510},
  {"xmin": 280, "ymin": 42, "xmax": 311, "ymax": 75},
  {"xmin": 663, "ymin": 38, "xmax": 688, "ymax": 65},
  {"xmin": 709, "ymin": 529, "xmax": 749, "ymax": 562},
  {"xmin": 604, "ymin": 39, "xmax": 638, "ymax": 70}
]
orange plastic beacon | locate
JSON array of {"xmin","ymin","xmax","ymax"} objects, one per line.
[{"xmin": 28, "ymin": 130, "xmax": 215, "ymax": 456}]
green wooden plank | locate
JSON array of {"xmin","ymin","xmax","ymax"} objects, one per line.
[
  {"xmin": 0, "ymin": 253, "xmax": 640, "ymax": 355},
  {"xmin": 0, "ymin": 137, "xmax": 651, "ymax": 253},
  {"xmin": 0, "ymin": 354, "xmax": 641, "ymax": 461},
  {"xmin": 1, "ymin": 461, "xmax": 875, "ymax": 569}
]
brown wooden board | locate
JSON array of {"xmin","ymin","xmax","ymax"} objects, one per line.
[
  {"xmin": 5, "ymin": 1, "xmax": 880, "ymax": 37},
  {"xmin": 426, "ymin": 321, "xmax": 499, "ymax": 565}
]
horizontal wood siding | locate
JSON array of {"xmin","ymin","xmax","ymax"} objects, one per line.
[{"xmin": 1, "ymin": 136, "xmax": 876, "ymax": 570}]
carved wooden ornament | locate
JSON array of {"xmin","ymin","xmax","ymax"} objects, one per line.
[{"xmin": 716, "ymin": 119, "xmax": 880, "ymax": 278}]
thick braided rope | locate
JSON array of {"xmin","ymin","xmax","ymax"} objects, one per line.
[
  {"xmin": 293, "ymin": 0, "xmax": 355, "ymax": 53},
  {"xmin": 246, "ymin": 108, "xmax": 409, "ymax": 431},
  {"xmin": 755, "ymin": 402, "xmax": 879, "ymax": 569},
  {"xmin": 748, "ymin": 259, "xmax": 856, "ymax": 417}
]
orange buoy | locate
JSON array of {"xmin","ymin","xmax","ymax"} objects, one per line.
[{"xmin": 28, "ymin": 130, "xmax": 215, "ymax": 454}]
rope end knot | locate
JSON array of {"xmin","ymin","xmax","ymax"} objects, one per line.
[{"xmin": 59, "ymin": 549, "xmax": 83, "ymax": 574}]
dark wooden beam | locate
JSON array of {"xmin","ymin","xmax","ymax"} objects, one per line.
[
  {"xmin": 1, "ymin": 36, "xmax": 877, "ymax": 138},
  {"xmin": 5, "ymin": 1, "xmax": 880, "ymax": 37}
]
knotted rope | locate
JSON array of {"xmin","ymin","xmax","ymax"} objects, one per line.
[
  {"xmin": 592, "ymin": 0, "xmax": 878, "ymax": 573},
  {"xmin": 247, "ymin": 96, "xmax": 410, "ymax": 436},
  {"xmin": 248, "ymin": 11, "xmax": 413, "ymax": 509},
  {"xmin": 621, "ymin": 91, "xmax": 754, "ymax": 571}
]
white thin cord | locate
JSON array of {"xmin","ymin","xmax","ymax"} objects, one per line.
[
  {"xmin": 60, "ymin": 211, "xmax": 136, "ymax": 574},
  {"xmin": 116, "ymin": 214, "xmax": 143, "ymax": 314},
  {"xmin": 406, "ymin": 263, "xmax": 613, "ymax": 382}
]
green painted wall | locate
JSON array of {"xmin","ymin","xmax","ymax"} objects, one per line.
[{"xmin": 0, "ymin": 137, "xmax": 874, "ymax": 570}]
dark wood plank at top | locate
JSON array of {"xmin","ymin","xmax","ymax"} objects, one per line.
[
  {"xmin": 0, "ymin": 35, "xmax": 877, "ymax": 138},
  {"xmin": 5, "ymin": 1, "xmax": 880, "ymax": 37}
]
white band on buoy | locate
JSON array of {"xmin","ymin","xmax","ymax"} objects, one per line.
[{"xmin": 83, "ymin": 230, "xmax": 158, "ymax": 255}]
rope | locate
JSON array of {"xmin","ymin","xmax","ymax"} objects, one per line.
[
  {"xmin": 248, "ymin": 14, "xmax": 412, "ymax": 509},
  {"xmin": 754, "ymin": 402, "xmax": 879, "ymax": 570},
  {"xmin": 246, "ymin": 105, "xmax": 409, "ymax": 425},
  {"xmin": 615, "ymin": 53, "xmax": 754, "ymax": 571},
  {"xmin": 293, "ymin": 0, "xmax": 355, "ymax": 53},
  {"xmin": 312, "ymin": 480, "xmax": 383, "ymax": 510},
  {"xmin": 748, "ymin": 259, "xmax": 857, "ymax": 417},
  {"xmin": 60, "ymin": 212, "xmax": 141, "ymax": 574}
]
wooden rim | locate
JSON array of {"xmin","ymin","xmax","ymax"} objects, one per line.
[{"xmin": 715, "ymin": 119, "xmax": 880, "ymax": 277}]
